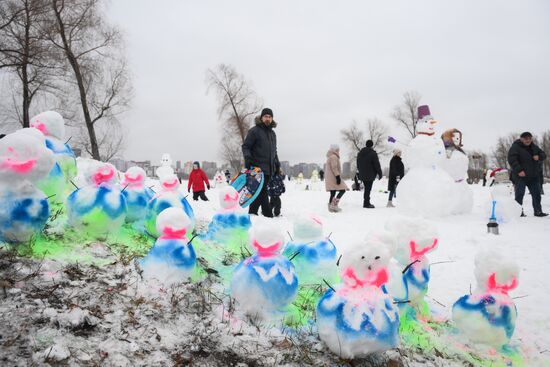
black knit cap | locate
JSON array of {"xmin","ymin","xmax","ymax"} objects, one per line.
[
  {"xmin": 520, "ymin": 132, "xmax": 532, "ymax": 138},
  {"xmin": 261, "ymin": 108, "xmax": 273, "ymax": 118},
  {"xmin": 366, "ymin": 140, "xmax": 374, "ymax": 148}
]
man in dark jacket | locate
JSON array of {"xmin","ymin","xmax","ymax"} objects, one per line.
[
  {"xmin": 507, "ymin": 132, "xmax": 547, "ymax": 217},
  {"xmin": 242, "ymin": 107, "xmax": 280, "ymax": 217},
  {"xmin": 387, "ymin": 149, "xmax": 405, "ymax": 207},
  {"xmin": 356, "ymin": 140, "xmax": 383, "ymax": 208}
]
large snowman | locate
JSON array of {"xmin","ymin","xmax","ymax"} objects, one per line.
[
  {"xmin": 316, "ymin": 234, "xmax": 400, "ymax": 359},
  {"xmin": 397, "ymin": 105, "xmax": 456, "ymax": 217},
  {"xmin": 0, "ymin": 129, "xmax": 55, "ymax": 242},
  {"xmin": 440, "ymin": 128, "xmax": 473, "ymax": 214}
]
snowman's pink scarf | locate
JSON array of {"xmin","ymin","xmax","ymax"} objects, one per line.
[
  {"xmin": 253, "ymin": 240, "xmax": 281, "ymax": 257},
  {"xmin": 409, "ymin": 239, "xmax": 438, "ymax": 261},
  {"xmin": 160, "ymin": 227, "xmax": 187, "ymax": 240},
  {"xmin": 342, "ymin": 267, "xmax": 388, "ymax": 289},
  {"xmin": 2, "ymin": 157, "xmax": 36, "ymax": 173},
  {"xmin": 486, "ymin": 273, "xmax": 518, "ymax": 295}
]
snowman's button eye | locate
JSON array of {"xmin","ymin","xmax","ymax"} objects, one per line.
[
  {"xmin": 361, "ymin": 256, "xmax": 365, "ymax": 259},
  {"xmin": 375, "ymin": 256, "xmax": 380, "ymax": 260}
]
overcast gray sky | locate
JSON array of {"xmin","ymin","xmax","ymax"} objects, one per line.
[{"xmin": 108, "ymin": 0, "xmax": 550, "ymax": 165}]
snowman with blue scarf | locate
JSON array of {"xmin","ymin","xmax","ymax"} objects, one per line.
[
  {"xmin": 145, "ymin": 174, "xmax": 194, "ymax": 238},
  {"xmin": 0, "ymin": 129, "xmax": 55, "ymax": 243},
  {"xmin": 66, "ymin": 161, "xmax": 127, "ymax": 240},
  {"xmin": 282, "ymin": 213, "xmax": 338, "ymax": 285},
  {"xmin": 140, "ymin": 207, "xmax": 196, "ymax": 285},
  {"xmin": 121, "ymin": 166, "xmax": 154, "ymax": 224},
  {"xmin": 231, "ymin": 221, "xmax": 298, "ymax": 320},
  {"xmin": 30, "ymin": 111, "xmax": 77, "ymax": 205},
  {"xmin": 316, "ymin": 233, "xmax": 400, "ymax": 358},
  {"xmin": 452, "ymin": 250, "xmax": 519, "ymax": 348}
]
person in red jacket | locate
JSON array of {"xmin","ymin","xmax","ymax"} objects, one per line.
[{"xmin": 188, "ymin": 161, "xmax": 210, "ymax": 201}]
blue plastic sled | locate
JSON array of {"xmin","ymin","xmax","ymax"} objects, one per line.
[{"xmin": 230, "ymin": 167, "xmax": 265, "ymax": 208}]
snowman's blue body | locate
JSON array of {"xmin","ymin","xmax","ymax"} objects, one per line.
[
  {"xmin": 389, "ymin": 260, "xmax": 431, "ymax": 308},
  {"xmin": 44, "ymin": 138, "xmax": 77, "ymax": 182},
  {"xmin": 205, "ymin": 212, "xmax": 251, "ymax": 240},
  {"xmin": 316, "ymin": 287, "xmax": 400, "ymax": 357},
  {"xmin": 282, "ymin": 239, "xmax": 337, "ymax": 284},
  {"xmin": 141, "ymin": 238, "xmax": 197, "ymax": 277},
  {"xmin": 67, "ymin": 185, "xmax": 127, "ymax": 239},
  {"xmin": 0, "ymin": 188, "xmax": 50, "ymax": 243},
  {"xmin": 123, "ymin": 187, "xmax": 154, "ymax": 223},
  {"xmin": 452, "ymin": 293, "xmax": 517, "ymax": 347},
  {"xmin": 145, "ymin": 193, "xmax": 194, "ymax": 238},
  {"xmin": 231, "ymin": 254, "xmax": 298, "ymax": 315}
]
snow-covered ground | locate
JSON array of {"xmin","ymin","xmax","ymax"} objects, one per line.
[{"xmin": 1, "ymin": 178, "xmax": 549, "ymax": 366}]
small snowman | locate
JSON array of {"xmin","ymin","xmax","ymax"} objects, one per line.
[
  {"xmin": 140, "ymin": 207, "xmax": 196, "ymax": 285},
  {"xmin": 202, "ymin": 186, "xmax": 251, "ymax": 252},
  {"xmin": 121, "ymin": 166, "xmax": 154, "ymax": 223},
  {"xmin": 282, "ymin": 214, "xmax": 337, "ymax": 285},
  {"xmin": 452, "ymin": 250, "xmax": 519, "ymax": 348},
  {"xmin": 230, "ymin": 221, "xmax": 298, "ymax": 320},
  {"xmin": 145, "ymin": 174, "xmax": 194, "ymax": 238},
  {"xmin": 30, "ymin": 111, "xmax": 77, "ymax": 187},
  {"xmin": 0, "ymin": 129, "xmax": 55, "ymax": 242},
  {"xmin": 397, "ymin": 105, "xmax": 456, "ymax": 218},
  {"xmin": 385, "ymin": 215, "xmax": 439, "ymax": 317},
  {"xmin": 316, "ymin": 234, "xmax": 400, "ymax": 359},
  {"xmin": 155, "ymin": 153, "xmax": 174, "ymax": 180},
  {"xmin": 66, "ymin": 161, "xmax": 127, "ymax": 240}
]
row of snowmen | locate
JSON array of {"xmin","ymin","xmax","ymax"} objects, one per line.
[{"xmin": 140, "ymin": 195, "xmax": 519, "ymax": 359}]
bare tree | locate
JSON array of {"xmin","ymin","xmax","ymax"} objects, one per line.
[
  {"xmin": 206, "ymin": 63, "xmax": 262, "ymax": 168},
  {"xmin": 47, "ymin": 0, "xmax": 131, "ymax": 160},
  {"xmin": 340, "ymin": 121, "xmax": 364, "ymax": 155},
  {"xmin": 366, "ymin": 118, "xmax": 390, "ymax": 155},
  {"xmin": 391, "ymin": 90, "xmax": 421, "ymax": 138},
  {"xmin": 0, "ymin": 0, "xmax": 58, "ymax": 127},
  {"xmin": 73, "ymin": 118, "xmax": 125, "ymax": 161},
  {"xmin": 491, "ymin": 133, "xmax": 519, "ymax": 169},
  {"xmin": 467, "ymin": 150, "xmax": 488, "ymax": 182}
]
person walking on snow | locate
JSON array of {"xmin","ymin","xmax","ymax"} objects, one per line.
[
  {"xmin": 507, "ymin": 132, "xmax": 547, "ymax": 217},
  {"xmin": 242, "ymin": 107, "xmax": 280, "ymax": 217},
  {"xmin": 188, "ymin": 161, "xmax": 210, "ymax": 201},
  {"xmin": 356, "ymin": 140, "xmax": 382, "ymax": 208},
  {"xmin": 387, "ymin": 149, "xmax": 405, "ymax": 207},
  {"xmin": 325, "ymin": 144, "xmax": 348, "ymax": 212},
  {"xmin": 267, "ymin": 169, "xmax": 286, "ymax": 217}
]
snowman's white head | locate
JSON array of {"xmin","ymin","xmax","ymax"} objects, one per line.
[
  {"xmin": 156, "ymin": 207, "xmax": 192, "ymax": 240},
  {"xmin": 0, "ymin": 128, "xmax": 55, "ymax": 184},
  {"xmin": 30, "ymin": 111, "xmax": 65, "ymax": 141},
  {"xmin": 123, "ymin": 166, "xmax": 146, "ymax": 187},
  {"xmin": 160, "ymin": 153, "xmax": 172, "ymax": 167},
  {"xmin": 90, "ymin": 162, "xmax": 117, "ymax": 187},
  {"xmin": 416, "ymin": 105, "xmax": 438, "ymax": 136},
  {"xmin": 340, "ymin": 235, "xmax": 393, "ymax": 289},
  {"xmin": 384, "ymin": 215, "xmax": 438, "ymax": 264},
  {"xmin": 219, "ymin": 186, "xmax": 239, "ymax": 210},
  {"xmin": 160, "ymin": 174, "xmax": 180, "ymax": 191},
  {"xmin": 249, "ymin": 220, "xmax": 285, "ymax": 256},
  {"xmin": 293, "ymin": 213, "xmax": 324, "ymax": 242},
  {"xmin": 474, "ymin": 249, "xmax": 519, "ymax": 294}
]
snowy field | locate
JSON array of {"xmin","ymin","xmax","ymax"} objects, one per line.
[{"xmin": 1, "ymin": 178, "xmax": 549, "ymax": 366}]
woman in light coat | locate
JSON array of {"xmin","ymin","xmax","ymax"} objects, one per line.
[{"xmin": 325, "ymin": 144, "xmax": 349, "ymax": 212}]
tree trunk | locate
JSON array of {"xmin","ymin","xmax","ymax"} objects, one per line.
[
  {"xmin": 21, "ymin": 0, "xmax": 31, "ymax": 127},
  {"xmin": 52, "ymin": 0, "xmax": 100, "ymax": 160}
]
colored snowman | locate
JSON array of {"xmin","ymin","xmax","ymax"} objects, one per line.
[
  {"xmin": 145, "ymin": 174, "xmax": 194, "ymax": 238},
  {"xmin": 316, "ymin": 235, "xmax": 400, "ymax": 359},
  {"xmin": 121, "ymin": 166, "xmax": 154, "ymax": 223},
  {"xmin": 282, "ymin": 214, "xmax": 337, "ymax": 285},
  {"xmin": 397, "ymin": 105, "xmax": 456, "ymax": 218},
  {"xmin": 30, "ymin": 111, "xmax": 77, "ymax": 185},
  {"xmin": 230, "ymin": 221, "xmax": 298, "ymax": 320},
  {"xmin": 202, "ymin": 186, "xmax": 251, "ymax": 253},
  {"xmin": 140, "ymin": 207, "xmax": 196, "ymax": 285},
  {"xmin": 155, "ymin": 153, "xmax": 174, "ymax": 179},
  {"xmin": 385, "ymin": 215, "xmax": 439, "ymax": 316},
  {"xmin": 0, "ymin": 129, "xmax": 55, "ymax": 242},
  {"xmin": 440, "ymin": 128, "xmax": 473, "ymax": 214},
  {"xmin": 452, "ymin": 250, "xmax": 519, "ymax": 348},
  {"xmin": 66, "ymin": 161, "xmax": 127, "ymax": 240}
]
